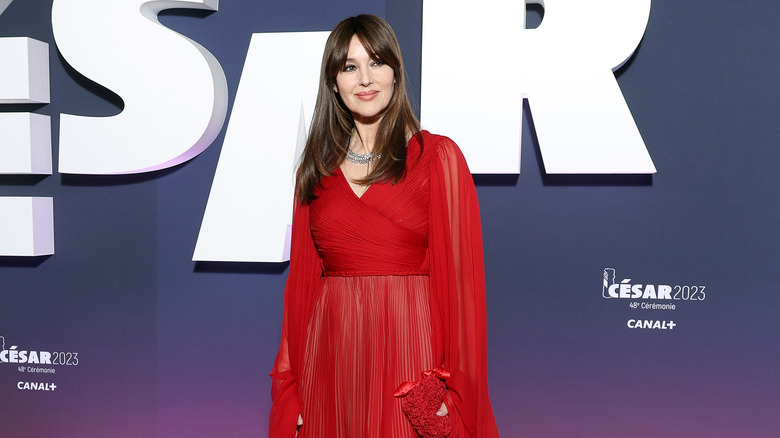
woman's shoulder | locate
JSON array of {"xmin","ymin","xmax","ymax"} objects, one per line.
[
  {"xmin": 413, "ymin": 131, "xmax": 469, "ymax": 168},
  {"xmin": 411, "ymin": 130, "xmax": 463, "ymax": 157}
]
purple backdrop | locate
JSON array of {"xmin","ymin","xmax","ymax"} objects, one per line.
[{"xmin": 2, "ymin": 1, "xmax": 779, "ymax": 437}]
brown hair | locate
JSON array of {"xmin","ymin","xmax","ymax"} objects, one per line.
[{"xmin": 296, "ymin": 14, "xmax": 421, "ymax": 204}]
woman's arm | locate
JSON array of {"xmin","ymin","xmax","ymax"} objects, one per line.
[
  {"xmin": 270, "ymin": 200, "xmax": 322, "ymax": 437},
  {"xmin": 428, "ymin": 135, "xmax": 500, "ymax": 437}
]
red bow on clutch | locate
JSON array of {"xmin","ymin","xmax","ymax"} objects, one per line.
[{"xmin": 394, "ymin": 368, "xmax": 452, "ymax": 438}]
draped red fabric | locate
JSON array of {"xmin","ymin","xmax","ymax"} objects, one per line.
[
  {"xmin": 269, "ymin": 132, "xmax": 499, "ymax": 437},
  {"xmin": 269, "ymin": 199, "xmax": 322, "ymax": 437},
  {"xmin": 428, "ymin": 138, "xmax": 499, "ymax": 437}
]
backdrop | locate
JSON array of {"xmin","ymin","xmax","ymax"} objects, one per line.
[{"xmin": 1, "ymin": 0, "xmax": 779, "ymax": 437}]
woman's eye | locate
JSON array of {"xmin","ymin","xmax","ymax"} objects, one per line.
[
  {"xmin": 343, "ymin": 64, "xmax": 356, "ymax": 72},
  {"xmin": 371, "ymin": 60, "xmax": 385, "ymax": 67}
]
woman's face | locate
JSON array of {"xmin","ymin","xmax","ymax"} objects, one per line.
[{"xmin": 334, "ymin": 35, "xmax": 395, "ymax": 124}]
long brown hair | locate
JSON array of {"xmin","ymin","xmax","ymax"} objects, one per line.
[{"xmin": 296, "ymin": 14, "xmax": 421, "ymax": 204}]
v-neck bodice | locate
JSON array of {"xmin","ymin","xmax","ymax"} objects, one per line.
[
  {"xmin": 336, "ymin": 166, "xmax": 373, "ymax": 200},
  {"xmin": 309, "ymin": 134, "xmax": 432, "ymax": 276}
]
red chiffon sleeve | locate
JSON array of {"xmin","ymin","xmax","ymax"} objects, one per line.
[
  {"xmin": 269, "ymin": 200, "xmax": 322, "ymax": 437},
  {"xmin": 428, "ymin": 136, "xmax": 500, "ymax": 437}
]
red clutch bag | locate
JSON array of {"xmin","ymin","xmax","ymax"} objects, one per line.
[{"xmin": 394, "ymin": 368, "xmax": 452, "ymax": 438}]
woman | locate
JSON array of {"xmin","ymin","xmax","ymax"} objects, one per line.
[{"xmin": 270, "ymin": 14, "xmax": 499, "ymax": 438}]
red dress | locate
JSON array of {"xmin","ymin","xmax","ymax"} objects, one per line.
[{"xmin": 270, "ymin": 132, "xmax": 499, "ymax": 437}]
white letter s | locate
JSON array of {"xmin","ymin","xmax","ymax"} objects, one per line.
[{"xmin": 52, "ymin": 0, "xmax": 228, "ymax": 174}]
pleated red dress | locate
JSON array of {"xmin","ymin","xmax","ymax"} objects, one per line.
[{"xmin": 270, "ymin": 132, "xmax": 499, "ymax": 437}]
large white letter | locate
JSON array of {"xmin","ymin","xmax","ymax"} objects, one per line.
[
  {"xmin": 52, "ymin": 0, "xmax": 227, "ymax": 174},
  {"xmin": 0, "ymin": 1, "xmax": 53, "ymax": 256},
  {"xmin": 193, "ymin": 32, "xmax": 328, "ymax": 262},
  {"xmin": 421, "ymin": 0, "xmax": 656, "ymax": 174},
  {"xmin": 0, "ymin": 198, "xmax": 54, "ymax": 256},
  {"xmin": 0, "ymin": 0, "xmax": 12, "ymax": 16},
  {"xmin": 0, "ymin": 37, "xmax": 51, "ymax": 174}
]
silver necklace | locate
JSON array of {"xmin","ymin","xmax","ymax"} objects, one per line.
[{"xmin": 346, "ymin": 141, "xmax": 381, "ymax": 165}]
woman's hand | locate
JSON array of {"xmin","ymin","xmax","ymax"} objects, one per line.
[
  {"xmin": 435, "ymin": 402, "xmax": 448, "ymax": 416},
  {"xmin": 295, "ymin": 414, "xmax": 303, "ymax": 437}
]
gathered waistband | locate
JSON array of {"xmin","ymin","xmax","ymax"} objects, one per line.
[{"xmin": 322, "ymin": 270, "xmax": 430, "ymax": 277}]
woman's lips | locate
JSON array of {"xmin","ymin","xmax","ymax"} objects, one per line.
[{"xmin": 356, "ymin": 90, "xmax": 379, "ymax": 101}]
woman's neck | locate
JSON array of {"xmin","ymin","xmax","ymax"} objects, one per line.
[{"xmin": 351, "ymin": 120, "xmax": 380, "ymax": 154}]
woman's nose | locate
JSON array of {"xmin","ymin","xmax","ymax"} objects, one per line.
[{"xmin": 359, "ymin": 68, "xmax": 372, "ymax": 86}]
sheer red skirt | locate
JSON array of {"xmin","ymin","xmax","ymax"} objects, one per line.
[{"xmin": 299, "ymin": 275, "xmax": 435, "ymax": 437}]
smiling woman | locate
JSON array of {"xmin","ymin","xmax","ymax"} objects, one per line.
[
  {"xmin": 334, "ymin": 34, "xmax": 397, "ymax": 196},
  {"xmin": 334, "ymin": 35, "xmax": 395, "ymax": 126},
  {"xmin": 293, "ymin": 14, "xmax": 420, "ymax": 204},
  {"xmin": 269, "ymin": 14, "xmax": 499, "ymax": 438}
]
